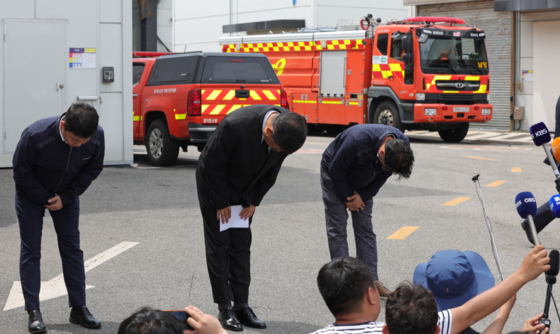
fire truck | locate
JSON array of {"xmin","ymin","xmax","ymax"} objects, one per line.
[{"xmin": 219, "ymin": 16, "xmax": 492, "ymax": 142}]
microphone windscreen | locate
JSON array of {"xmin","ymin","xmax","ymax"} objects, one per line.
[
  {"xmin": 552, "ymin": 137, "xmax": 560, "ymax": 162},
  {"xmin": 515, "ymin": 192, "xmax": 538, "ymax": 218},
  {"xmin": 530, "ymin": 122, "xmax": 551, "ymax": 146},
  {"xmin": 546, "ymin": 250, "xmax": 560, "ymax": 277},
  {"xmin": 550, "ymin": 195, "xmax": 560, "ymax": 218}
]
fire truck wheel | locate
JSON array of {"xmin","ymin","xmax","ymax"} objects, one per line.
[
  {"xmin": 438, "ymin": 123, "xmax": 469, "ymax": 143},
  {"xmin": 373, "ymin": 101, "xmax": 404, "ymax": 132},
  {"xmin": 146, "ymin": 119, "xmax": 180, "ymax": 166}
]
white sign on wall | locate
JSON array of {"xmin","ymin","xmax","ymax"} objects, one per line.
[{"xmin": 69, "ymin": 48, "xmax": 96, "ymax": 68}]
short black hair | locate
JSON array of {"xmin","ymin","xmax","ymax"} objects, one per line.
[
  {"xmin": 384, "ymin": 139, "xmax": 414, "ymax": 179},
  {"xmin": 272, "ymin": 112, "xmax": 307, "ymax": 154},
  {"xmin": 118, "ymin": 307, "xmax": 182, "ymax": 334},
  {"xmin": 386, "ymin": 282, "xmax": 438, "ymax": 334},
  {"xmin": 317, "ymin": 257, "xmax": 376, "ymax": 316},
  {"xmin": 64, "ymin": 102, "xmax": 99, "ymax": 138}
]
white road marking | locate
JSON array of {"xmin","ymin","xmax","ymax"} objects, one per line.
[{"xmin": 3, "ymin": 242, "xmax": 139, "ymax": 311}]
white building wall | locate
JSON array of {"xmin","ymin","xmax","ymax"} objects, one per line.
[
  {"xmin": 0, "ymin": 0, "xmax": 133, "ymax": 166},
  {"xmin": 173, "ymin": 0, "xmax": 408, "ymax": 52},
  {"xmin": 515, "ymin": 11, "xmax": 560, "ymax": 132},
  {"xmin": 157, "ymin": 0, "xmax": 173, "ymax": 52}
]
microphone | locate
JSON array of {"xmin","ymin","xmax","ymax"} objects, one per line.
[
  {"xmin": 552, "ymin": 137, "xmax": 560, "ymax": 165},
  {"xmin": 530, "ymin": 123, "xmax": 560, "ymax": 180},
  {"xmin": 549, "ymin": 194, "xmax": 560, "ymax": 218},
  {"xmin": 547, "ymin": 249, "xmax": 559, "ymax": 277},
  {"xmin": 515, "ymin": 192, "xmax": 540, "ymax": 245},
  {"xmin": 538, "ymin": 250, "xmax": 559, "ymax": 334}
]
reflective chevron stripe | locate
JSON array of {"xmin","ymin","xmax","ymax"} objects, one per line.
[{"xmin": 222, "ymin": 39, "xmax": 365, "ymax": 53}]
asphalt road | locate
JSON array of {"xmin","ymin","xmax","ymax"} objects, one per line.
[{"xmin": 1, "ymin": 132, "xmax": 559, "ymax": 334}]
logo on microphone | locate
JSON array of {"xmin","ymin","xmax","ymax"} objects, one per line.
[
  {"xmin": 531, "ymin": 129, "xmax": 548, "ymax": 139},
  {"xmin": 515, "ymin": 200, "xmax": 522, "ymax": 208},
  {"xmin": 524, "ymin": 198, "xmax": 536, "ymax": 203}
]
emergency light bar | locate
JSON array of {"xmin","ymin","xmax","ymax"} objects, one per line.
[{"xmin": 407, "ymin": 17, "xmax": 465, "ymax": 25}]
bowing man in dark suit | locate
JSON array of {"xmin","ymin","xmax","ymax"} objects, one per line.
[{"xmin": 196, "ymin": 104, "xmax": 307, "ymax": 331}]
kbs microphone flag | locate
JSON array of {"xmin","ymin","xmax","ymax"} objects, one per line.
[
  {"xmin": 515, "ymin": 192, "xmax": 538, "ymax": 218},
  {"xmin": 530, "ymin": 122, "xmax": 551, "ymax": 146},
  {"xmin": 549, "ymin": 194, "xmax": 560, "ymax": 218}
]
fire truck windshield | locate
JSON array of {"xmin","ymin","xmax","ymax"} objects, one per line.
[{"xmin": 419, "ymin": 36, "xmax": 488, "ymax": 75}]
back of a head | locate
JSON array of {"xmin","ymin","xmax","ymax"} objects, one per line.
[
  {"xmin": 272, "ymin": 112, "xmax": 308, "ymax": 154},
  {"xmin": 386, "ymin": 282, "xmax": 438, "ymax": 334},
  {"xmin": 64, "ymin": 102, "xmax": 99, "ymax": 139},
  {"xmin": 317, "ymin": 257, "xmax": 376, "ymax": 317},
  {"xmin": 384, "ymin": 139, "xmax": 414, "ymax": 179},
  {"xmin": 118, "ymin": 307, "xmax": 182, "ymax": 334}
]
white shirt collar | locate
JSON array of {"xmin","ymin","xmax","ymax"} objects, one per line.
[{"xmin": 59, "ymin": 116, "xmax": 67, "ymax": 143}]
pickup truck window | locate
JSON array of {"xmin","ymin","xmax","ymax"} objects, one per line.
[
  {"xmin": 201, "ymin": 57, "xmax": 279, "ymax": 84},
  {"xmin": 149, "ymin": 56, "xmax": 198, "ymax": 85},
  {"xmin": 133, "ymin": 63, "xmax": 145, "ymax": 85}
]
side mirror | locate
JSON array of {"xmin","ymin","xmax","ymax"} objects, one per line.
[
  {"xmin": 402, "ymin": 36, "xmax": 412, "ymax": 53},
  {"xmin": 402, "ymin": 53, "xmax": 412, "ymax": 63},
  {"xmin": 418, "ymin": 34, "xmax": 429, "ymax": 44}
]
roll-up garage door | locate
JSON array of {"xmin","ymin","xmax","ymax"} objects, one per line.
[{"xmin": 418, "ymin": 0, "xmax": 512, "ymax": 130}]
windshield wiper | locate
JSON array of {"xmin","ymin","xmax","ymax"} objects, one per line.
[{"xmin": 427, "ymin": 62, "xmax": 457, "ymax": 73}]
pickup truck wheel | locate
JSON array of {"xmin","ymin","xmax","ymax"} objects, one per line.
[
  {"xmin": 438, "ymin": 123, "xmax": 469, "ymax": 143},
  {"xmin": 146, "ymin": 119, "xmax": 179, "ymax": 166},
  {"xmin": 373, "ymin": 101, "xmax": 404, "ymax": 132}
]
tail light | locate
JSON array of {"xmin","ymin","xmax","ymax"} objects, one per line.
[
  {"xmin": 280, "ymin": 90, "xmax": 288, "ymax": 109},
  {"xmin": 187, "ymin": 89, "xmax": 201, "ymax": 116}
]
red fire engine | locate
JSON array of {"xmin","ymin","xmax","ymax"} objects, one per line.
[{"xmin": 220, "ymin": 16, "xmax": 492, "ymax": 142}]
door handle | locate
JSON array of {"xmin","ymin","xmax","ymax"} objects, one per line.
[
  {"xmin": 133, "ymin": 94, "xmax": 138, "ymax": 97},
  {"xmin": 56, "ymin": 82, "xmax": 64, "ymax": 91}
]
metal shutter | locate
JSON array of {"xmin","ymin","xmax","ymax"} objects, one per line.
[{"xmin": 418, "ymin": 0, "xmax": 512, "ymax": 130}]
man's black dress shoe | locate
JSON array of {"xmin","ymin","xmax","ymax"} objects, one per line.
[
  {"xmin": 28, "ymin": 310, "xmax": 47, "ymax": 334},
  {"xmin": 69, "ymin": 306, "xmax": 101, "ymax": 329},
  {"xmin": 235, "ymin": 307, "xmax": 267, "ymax": 329},
  {"xmin": 521, "ymin": 219, "xmax": 536, "ymax": 246},
  {"xmin": 218, "ymin": 307, "xmax": 243, "ymax": 331}
]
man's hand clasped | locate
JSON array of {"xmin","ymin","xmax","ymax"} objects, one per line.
[
  {"xmin": 345, "ymin": 191, "xmax": 365, "ymax": 211},
  {"xmin": 44, "ymin": 194, "xmax": 63, "ymax": 211},
  {"xmin": 217, "ymin": 205, "xmax": 256, "ymax": 223}
]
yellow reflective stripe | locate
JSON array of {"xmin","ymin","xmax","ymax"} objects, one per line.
[
  {"xmin": 443, "ymin": 91, "xmax": 460, "ymax": 93},
  {"xmin": 431, "ymin": 75, "xmax": 452, "ymax": 85},
  {"xmin": 210, "ymin": 105, "xmax": 226, "ymax": 115},
  {"xmin": 201, "ymin": 105, "xmax": 209, "ymax": 114},
  {"xmin": 262, "ymin": 90, "xmax": 277, "ymax": 100},
  {"xmin": 322, "ymin": 100, "xmax": 343, "ymax": 104},
  {"xmin": 133, "ymin": 116, "xmax": 142, "ymax": 121},
  {"xmin": 223, "ymin": 90, "xmax": 235, "ymax": 100},
  {"xmin": 372, "ymin": 64, "xmax": 381, "ymax": 71},
  {"xmin": 227, "ymin": 104, "xmax": 243, "ymax": 114},
  {"xmin": 293, "ymin": 100, "xmax": 317, "ymax": 104},
  {"xmin": 464, "ymin": 76, "xmax": 480, "ymax": 81},
  {"xmin": 474, "ymin": 84, "xmax": 487, "ymax": 93},
  {"xmin": 250, "ymin": 90, "xmax": 262, "ymax": 100},
  {"xmin": 389, "ymin": 64, "xmax": 402, "ymax": 71},
  {"xmin": 381, "ymin": 71, "xmax": 392, "ymax": 79},
  {"xmin": 207, "ymin": 90, "xmax": 222, "ymax": 100},
  {"xmin": 349, "ymin": 102, "xmax": 360, "ymax": 106},
  {"xmin": 175, "ymin": 114, "xmax": 186, "ymax": 120},
  {"xmin": 202, "ymin": 90, "xmax": 206, "ymax": 95}
]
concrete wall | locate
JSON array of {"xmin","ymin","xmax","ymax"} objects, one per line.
[
  {"xmin": 0, "ymin": 0, "xmax": 133, "ymax": 166},
  {"xmin": 133, "ymin": 0, "xmax": 173, "ymax": 52},
  {"xmin": 173, "ymin": 0, "xmax": 408, "ymax": 52},
  {"xmin": 515, "ymin": 11, "xmax": 560, "ymax": 131}
]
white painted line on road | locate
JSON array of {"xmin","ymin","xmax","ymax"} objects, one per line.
[
  {"xmin": 3, "ymin": 242, "xmax": 139, "ymax": 311},
  {"xmin": 464, "ymin": 132, "xmax": 503, "ymax": 140}
]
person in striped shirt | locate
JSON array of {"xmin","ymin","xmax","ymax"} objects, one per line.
[{"xmin": 311, "ymin": 246, "xmax": 549, "ymax": 334}]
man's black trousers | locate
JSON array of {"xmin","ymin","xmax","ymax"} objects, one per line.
[
  {"xmin": 196, "ymin": 177, "xmax": 252, "ymax": 305},
  {"xmin": 16, "ymin": 192, "xmax": 86, "ymax": 311}
]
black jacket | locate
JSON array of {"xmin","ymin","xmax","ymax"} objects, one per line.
[
  {"xmin": 196, "ymin": 105, "xmax": 288, "ymax": 210},
  {"xmin": 13, "ymin": 115, "xmax": 105, "ymax": 206},
  {"xmin": 321, "ymin": 124, "xmax": 409, "ymax": 202}
]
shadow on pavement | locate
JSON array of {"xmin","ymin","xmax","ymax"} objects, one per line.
[{"xmin": 45, "ymin": 321, "xmax": 121, "ymax": 333}]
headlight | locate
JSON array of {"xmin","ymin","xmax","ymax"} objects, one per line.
[
  {"xmin": 424, "ymin": 108, "xmax": 437, "ymax": 116},
  {"xmin": 482, "ymin": 108, "xmax": 491, "ymax": 115},
  {"xmin": 416, "ymin": 93, "xmax": 425, "ymax": 101}
]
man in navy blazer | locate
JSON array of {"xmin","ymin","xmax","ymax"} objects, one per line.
[
  {"xmin": 13, "ymin": 103, "xmax": 105, "ymax": 333},
  {"xmin": 320, "ymin": 124, "xmax": 414, "ymax": 299}
]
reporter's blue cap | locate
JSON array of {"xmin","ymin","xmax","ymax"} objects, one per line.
[{"xmin": 413, "ymin": 250, "xmax": 495, "ymax": 311}]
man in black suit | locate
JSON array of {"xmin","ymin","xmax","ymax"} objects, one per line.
[{"xmin": 196, "ymin": 104, "xmax": 307, "ymax": 331}]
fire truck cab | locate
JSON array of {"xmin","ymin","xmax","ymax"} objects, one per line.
[{"xmin": 219, "ymin": 16, "xmax": 492, "ymax": 142}]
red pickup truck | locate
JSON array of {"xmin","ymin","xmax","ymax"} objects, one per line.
[{"xmin": 133, "ymin": 52, "xmax": 288, "ymax": 166}]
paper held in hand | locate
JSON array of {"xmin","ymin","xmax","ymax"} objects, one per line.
[{"xmin": 220, "ymin": 205, "xmax": 249, "ymax": 232}]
